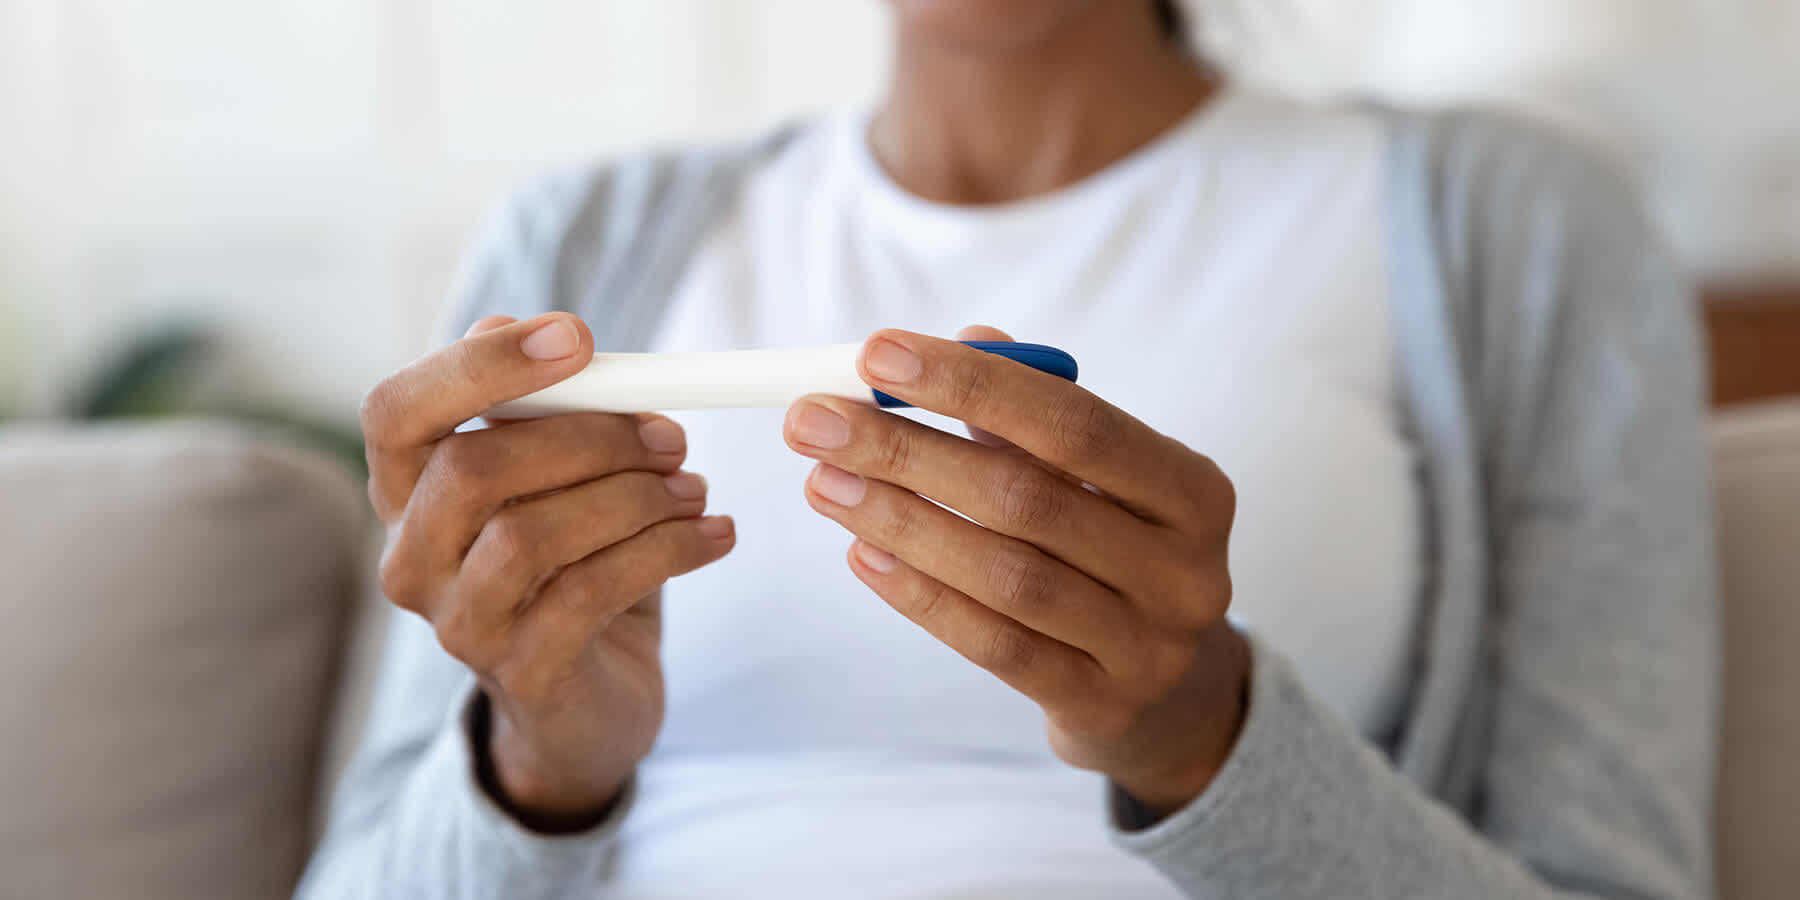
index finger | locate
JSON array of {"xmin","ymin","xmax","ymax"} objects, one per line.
[
  {"xmin": 856, "ymin": 329, "xmax": 1198, "ymax": 524},
  {"xmin": 362, "ymin": 312, "xmax": 593, "ymax": 514}
]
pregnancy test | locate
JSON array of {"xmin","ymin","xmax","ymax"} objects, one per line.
[{"xmin": 484, "ymin": 341, "xmax": 1079, "ymax": 418}]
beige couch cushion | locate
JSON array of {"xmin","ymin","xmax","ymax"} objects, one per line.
[
  {"xmin": 1712, "ymin": 400, "xmax": 1800, "ymax": 900},
  {"xmin": 0, "ymin": 423, "xmax": 368, "ymax": 900}
]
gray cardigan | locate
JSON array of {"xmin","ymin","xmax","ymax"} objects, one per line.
[{"xmin": 299, "ymin": 108, "xmax": 1719, "ymax": 899}]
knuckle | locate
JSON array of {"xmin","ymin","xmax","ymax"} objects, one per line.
[
  {"xmin": 1193, "ymin": 560, "xmax": 1232, "ymax": 604},
  {"xmin": 1167, "ymin": 560, "xmax": 1231, "ymax": 629},
  {"xmin": 359, "ymin": 379, "xmax": 409, "ymax": 446},
  {"xmin": 1175, "ymin": 453, "xmax": 1238, "ymax": 540},
  {"xmin": 943, "ymin": 353, "xmax": 995, "ymax": 415},
  {"xmin": 988, "ymin": 550, "xmax": 1057, "ymax": 618},
  {"xmin": 625, "ymin": 470, "xmax": 677, "ymax": 514},
  {"xmin": 442, "ymin": 340, "xmax": 484, "ymax": 396},
  {"xmin": 634, "ymin": 520, "xmax": 710, "ymax": 580},
  {"xmin": 607, "ymin": 551, "xmax": 664, "ymax": 600},
  {"xmin": 1072, "ymin": 700, "xmax": 1138, "ymax": 741},
  {"xmin": 906, "ymin": 577, "xmax": 956, "ymax": 625},
  {"xmin": 977, "ymin": 624, "xmax": 1039, "ymax": 674},
  {"xmin": 666, "ymin": 520, "xmax": 717, "ymax": 566},
  {"xmin": 1046, "ymin": 723, "xmax": 1100, "ymax": 770},
  {"xmin": 378, "ymin": 555, "xmax": 426, "ymax": 611},
  {"xmin": 1133, "ymin": 641, "xmax": 1198, "ymax": 702},
  {"xmin": 540, "ymin": 560, "xmax": 625, "ymax": 618},
  {"xmin": 882, "ymin": 495, "xmax": 924, "ymax": 543},
  {"xmin": 1206, "ymin": 457, "xmax": 1238, "ymax": 513},
  {"xmin": 366, "ymin": 479, "xmax": 391, "ymax": 520},
  {"xmin": 432, "ymin": 605, "xmax": 488, "ymax": 667},
  {"xmin": 872, "ymin": 423, "xmax": 915, "ymax": 476},
  {"xmin": 1135, "ymin": 554, "xmax": 1224, "ymax": 636},
  {"xmin": 483, "ymin": 510, "xmax": 543, "ymax": 575},
  {"xmin": 993, "ymin": 464, "xmax": 1070, "ymax": 532},
  {"xmin": 1202, "ymin": 459, "xmax": 1239, "ymax": 533},
  {"xmin": 429, "ymin": 437, "xmax": 494, "ymax": 504},
  {"xmin": 1044, "ymin": 395, "xmax": 1113, "ymax": 466}
]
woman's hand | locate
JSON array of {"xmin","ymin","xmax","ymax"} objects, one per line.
[
  {"xmin": 363, "ymin": 313, "xmax": 735, "ymax": 830},
  {"xmin": 783, "ymin": 327, "xmax": 1250, "ymax": 816}
]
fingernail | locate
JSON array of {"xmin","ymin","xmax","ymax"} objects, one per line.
[
  {"xmin": 664, "ymin": 472, "xmax": 707, "ymax": 501},
  {"xmin": 521, "ymin": 319, "xmax": 580, "ymax": 360},
  {"xmin": 698, "ymin": 516, "xmax": 734, "ymax": 541},
  {"xmin": 787, "ymin": 402, "xmax": 851, "ymax": 450},
  {"xmin": 863, "ymin": 339, "xmax": 923, "ymax": 384},
  {"xmin": 811, "ymin": 464, "xmax": 867, "ymax": 507},
  {"xmin": 855, "ymin": 541, "xmax": 898, "ymax": 574},
  {"xmin": 639, "ymin": 418, "xmax": 687, "ymax": 455}
]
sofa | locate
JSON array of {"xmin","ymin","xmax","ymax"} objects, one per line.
[{"xmin": 0, "ymin": 405, "xmax": 1795, "ymax": 899}]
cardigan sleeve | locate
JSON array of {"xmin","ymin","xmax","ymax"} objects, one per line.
[
  {"xmin": 1115, "ymin": 111, "xmax": 1719, "ymax": 900},
  {"xmin": 294, "ymin": 612, "xmax": 635, "ymax": 900}
]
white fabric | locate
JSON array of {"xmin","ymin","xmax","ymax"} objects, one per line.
[{"xmin": 610, "ymin": 92, "xmax": 1421, "ymax": 896}]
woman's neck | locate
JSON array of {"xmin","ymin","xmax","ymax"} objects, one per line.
[{"xmin": 872, "ymin": 6, "xmax": 1216, "ymax": 206}]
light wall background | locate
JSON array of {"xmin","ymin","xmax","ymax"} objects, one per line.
[{"xmin": 0, "ymin": 0, "xmax": 1795, "ymax": 420}]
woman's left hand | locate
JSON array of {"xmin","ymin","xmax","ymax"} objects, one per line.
[{"xmin": 784, "ymin": 326, "xmax": 1251, "ymax": 817}]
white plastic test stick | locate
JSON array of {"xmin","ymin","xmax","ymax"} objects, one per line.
[{"xmin": 484, "ymin": 344, "xmax": 873, "ymax": 419}]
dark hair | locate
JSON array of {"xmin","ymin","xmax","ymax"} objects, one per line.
[{"xmin": 1153, "ymin": 0, "xmax": 1186, "ymax": 44}]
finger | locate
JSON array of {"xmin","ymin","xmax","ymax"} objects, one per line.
[
  {"xmin": 940, "ymin": 331, "xmax": 1091, "ymax": 496},
  {"xmin": 493, "ymin": 516, "xmax": 730, "ymax": 677},
  {"xmin": 363, "ymin": 312, "xmax": 593, "ymax": 518},
  {"xmin": 785, "ymin": 397, "xmax": 1159, "ymax": 585},
  {"xmin": 433, "ymin": 414, "xmax": 687, "ymax": 506},
  {"xmin": 805, "ymin": 464, "xmax": 1138, "ymax": 664},
  {"xmin": 844, "ymin": 538, "xmax": 1096, "ymax": 704},
  {"xmin": 953, "ymin": 325, "xmax": 1014, "ymax": 343},
  {"xmin": 855, "ymin": 329, "xmax": 1211, "ymax": 526},
  {"xmin": 530, "ymin": 515, "xmax": 735, "ymax": 625},
  {"xmin": 450, "ymin": 470, "xmax": 711, "ymax": 630},
  {"xmin": 390, "ymin": 413, "xmax": 689, "ymax": 578},
  {"xmin": 952, "ymin": 324, "xmax": 1015, "ymax": 449},
  {"xmin": 466, "ymin": 315, "xmax": 519, "ymax": 338}
]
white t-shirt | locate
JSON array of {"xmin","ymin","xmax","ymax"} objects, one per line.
[{"xmin": 610, "ymin": 91, "xmax": 1421, "ymax": 897}]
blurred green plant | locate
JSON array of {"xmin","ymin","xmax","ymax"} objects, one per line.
[
  {"xmin": 69, "ymin": 325, "xmax": 217, "ymax": 420},
  {"xmin": 34, "ymin": 321, "xmax": 367, "ymax": 475}
]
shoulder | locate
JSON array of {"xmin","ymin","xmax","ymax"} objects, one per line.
[
  {"xmin": 1380, "ymin": 102, "xmax": 1617, "ymax": 169},
  {"xmin": 1207, "ymin": 89, "xmax": 1634, "ymax": 197},
  {"xmin": 485, "ymin": 122, "xmax": 812, "ymax": 257},
  {"xmin": 1373, "ymin": 103, "xmax": 1652, "ymax": 247},
  {"xmin": 1371, "ymin": 101, "xmax": 1683, "ymax": 344},
  {"xmin": 1374, "ymin": 103, "xmax": 1701, "ymax": 461}
]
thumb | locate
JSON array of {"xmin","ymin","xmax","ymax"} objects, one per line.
[{"xmin": 364, "ymin": 312, "xmax": 593, "ymax": 451}]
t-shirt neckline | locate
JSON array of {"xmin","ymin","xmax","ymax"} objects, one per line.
[{"xmin": 841, "ymin": 88, "xmax": 1243, "ymax": 229}]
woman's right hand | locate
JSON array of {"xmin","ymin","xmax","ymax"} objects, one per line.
[{"xmin": 361, "ymin": 312, "xmax": 736, "ymax": 829}]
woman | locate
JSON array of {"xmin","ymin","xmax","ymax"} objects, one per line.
[{"xmin": 301, "ymin": 2, "xmax": 1718, "ymax": 897}]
